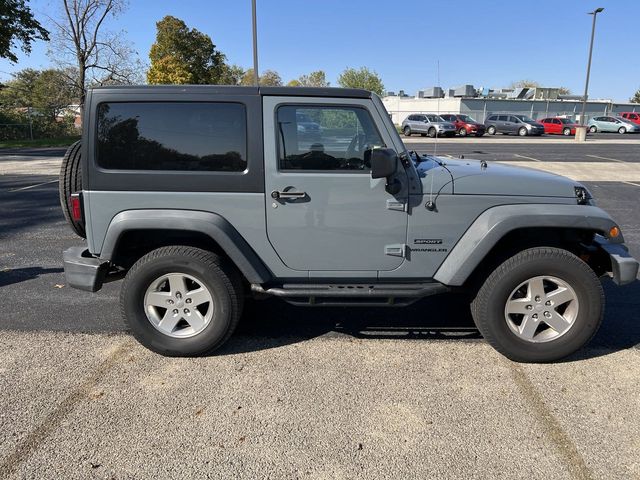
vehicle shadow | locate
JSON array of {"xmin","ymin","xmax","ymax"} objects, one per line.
[
  {"xmin": 219, "ymin": 281, "xmax": 640, "ymax": 361},
  {"xmin": 0, "ymin": 267, "xmax": 65, "ymax": 287}
]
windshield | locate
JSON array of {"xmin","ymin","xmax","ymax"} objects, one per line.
[
  {"xmin": 514, "ymin": 115, "xmax": 536, "ymax": 123},
  {"xmin": 458, "ymin": 115, "xmax": 476, "ymax": 123},
  {"xmin": 427, "ymin": 115, "xmax": 445, "ymax": 122},
  {"xmin": 559, "ymin": 118, "xmax": 575, "ymax": 124}
]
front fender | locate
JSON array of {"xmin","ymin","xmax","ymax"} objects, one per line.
[{"xmin": 433, "ymin": 204, "xmax": 622, "ymax": 286}]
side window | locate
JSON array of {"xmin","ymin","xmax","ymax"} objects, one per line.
[
  {"xmin": 631, "ymin": 114, "xmax": 639, "ymax": 120},
  {"xmin": 487, "ymin": 115, "xmax": 497, "ymax": 122},
  {"xmin": 552, "ymin": 119, "xmax": 561, "ymax": 124},
  {"xmin": 510, "ymin": 116, "xmax": 520, "ymax": 123},
  {"xmin": 96, "ymin": 102, "xmax": 247, "ymax": 171},
  {"xmin": 277, "ymin": 105, "xmax": 384, "ymax": 171},
  {"xmin": 497, "ymin": 115, "xmax": 508, "ymax": 122},
  {"xmin": 407, "ymin": 115, "xmax": 416, "ymax": 121}
]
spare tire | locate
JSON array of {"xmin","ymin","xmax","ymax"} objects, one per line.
[{"xmin": 58, "ymin": 140, "xmax": 86, "ymax": 238}]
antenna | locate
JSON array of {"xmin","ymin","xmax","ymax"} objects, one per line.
[{"xmin": 427, "ymin": 60, "xmax": 440, "ymax": 211}]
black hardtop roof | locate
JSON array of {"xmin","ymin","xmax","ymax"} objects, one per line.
[{"xmin": 89, "ymin": 85, "xmax": 372, "ymax": 99}]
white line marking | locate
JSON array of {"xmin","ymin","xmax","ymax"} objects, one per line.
[
  {"xmin": 8, "ymin": 179, "xmax": 58, "ymax": 192},
  {"xmin": 514, "ymin": 154, "xmax": 541, "ymax": 162},
  {"xmin": 622, "ymin": 181, "xmax": 640, "ymax": 187},
  {"xmin": 586, "ymin": 154, "xmax": 626, "ymax": 163}
]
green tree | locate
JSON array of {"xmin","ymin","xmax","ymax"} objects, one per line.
[
  {"xmin": 509, "ymin": 79, "xmax": 540, "ymax": 89},
  {"xmin": 240, "ymin": 69, "xmax": 282, "ymax": 87},
  {"xmin": 0, "ymin": 0, "xmax": 49, "ymax": 63},
  {"xmin": 286, "ymin": 79, "xmax": 301, "ymax": 87},
  {"xmin": 147, "ymin": 16, "xmax": 226, "ymax": 85},
  {"xmin": 631, "ymin": 88, "xmax": 640, "ymax": 103},
  {"xmin": 297, "ymin": 70, "xmax": 329, "ymax": 87},
  {"xmin": 218, "ymin": 64, "xmax": 245, "ymax": 85},
  {"xmin": 337, "ymin": 67, "xmax": 384, "ymax": 95},
  {"xmin": 0, "ymin": 68, "xmax": 77, "ymax": 119}
]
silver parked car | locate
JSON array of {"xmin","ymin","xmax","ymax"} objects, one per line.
[
  {"xmin": 402, "ymin": 113, "xmax": 457, "ymax": 137},
  {"xmin": 588, "ymin": 116, "xmax": 639, "ymax": 134}
]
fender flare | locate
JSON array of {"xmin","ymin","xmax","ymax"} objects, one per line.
[
  {"xmin": 99, "ymin": 209, "xmax": 272, "ymax": 284},
  {"xmin": 433, "ymin": 204, "xmax": 621, "ymax": 286}
]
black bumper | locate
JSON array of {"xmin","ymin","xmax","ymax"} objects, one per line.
[
  {"xmin": 63, "ymin": 247, "xmax": 110, "ymax": 292},
  {"xmin": 595, "ymin": 238, "xmax": 639, "ymax": 286}
]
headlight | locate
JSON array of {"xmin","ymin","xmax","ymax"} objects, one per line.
[{"xmin": 574, "ymin": 186, "xmax": 593, "ymax": 205}]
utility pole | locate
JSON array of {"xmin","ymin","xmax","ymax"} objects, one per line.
[
  {"xmin": 251, "ymin": 0, "xmax": 259, "ymax": 86},
  {"xmin": 580, "ymin": 7, "xmax": 604, "ymax": 126}
]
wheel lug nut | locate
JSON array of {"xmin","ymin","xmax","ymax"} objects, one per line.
[
  {"xmin": 167, "ymin": 299, "xmax": 174, "ymax": 304},
  {"xmin": 534, "ymin": 296, "xmax": 541, "ymax": 302},
  {"xmin": 532, "ymin": 314, "xmax": 538, "ymax": 319},
  {"xmin": 184, "ymin": 308, "xmax": 190, "ymax": 314},
  {"xmin": 185, "ymin": 298, "xmax": 192, "ymax": 304},
  {"xmin": 176, "ymin": 292, "xmax": 182, "ymax": 299},
  {"xmin": 172, "ymin": 309, "xmax": 178, "ymax": 315},
  {"xmin": 526, "ymin": 305, "xmax": 533, "ymax": 310},
  {"xmin": 545, "ymin": 301, "xmax": 552, "ymax": 306},
  {"xmin": 544, "ymin": 311, "xmax": 551, "ymax": 318}
]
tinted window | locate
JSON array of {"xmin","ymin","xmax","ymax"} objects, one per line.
[
  {"xmin": 96, "ymin": 102, "xmax": 247, "ymax": 171},
  {"xmin": 497, "ymin": 115, "xmax": 508, "ymax": 121},
  {"xmin": 277, "ymin": 105, "xmax": 384, "ymax": 171},
  {"xmin": 486, "ymin": 115, "xmax": 497, "ymax": 121},
  {"xmin": 631, "ymin": 114, "xmax": 639, "ymax": 120},
  {"xmin": 552, "ymin": 119, "xmax": 561, "ymax": 124}
]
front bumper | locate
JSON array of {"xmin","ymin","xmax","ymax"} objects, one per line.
[
  {"xmin": 595, "ymin": 237, "xmax": 639, "ymax": 285},
  {"xmin": 63, "ymin": 247, "xmax": 110, "ymax": 292}
]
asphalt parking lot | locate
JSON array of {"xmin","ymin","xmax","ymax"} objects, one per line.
[{"xmin": 1, "ymin": 139, "xmax": 639, "ymax": 479}]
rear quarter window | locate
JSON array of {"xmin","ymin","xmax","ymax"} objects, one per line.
[{"xmin": 96, "ymin": 102, "xmax": 247, "ymax": 171}]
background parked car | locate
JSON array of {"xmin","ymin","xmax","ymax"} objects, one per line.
[
  {"xmin": 538, "ymin": 117, "xmax": 579, "ymax": 136},
  {"xmin": 588, "ymin": 116, "xmax": 639, "ymax": 134},
  {"xmin": 617, "ymin": 112, "xmax": 640, "ymax": 125},
  {"xmin": 440, "ymin": 114, "xmax": 486, "ymax": 137},
  {"xmin": 484, "ymin": 114, "xmax": 545, "ymax": 136},
  {"xmin": 402, "ymin": 114, "xmax": 457, "ymax": 137}
]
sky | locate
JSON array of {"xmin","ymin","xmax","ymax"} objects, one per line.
[{"xmin": 1, "ymin": 0, "xmax": 639, "ymax": 102}]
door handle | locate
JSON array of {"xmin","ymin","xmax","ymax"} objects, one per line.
[{"xmin": 271, "ymin": 190, "xmax": 307, "ymax": 200}]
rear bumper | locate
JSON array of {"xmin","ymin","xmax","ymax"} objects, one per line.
[
  {"xmin": 595, "ymin": 237, "xmax": 639, "ymax": 286},
  {"xmin": 63, "ymin": 247, "xmax": 109, "ymax": 292}
]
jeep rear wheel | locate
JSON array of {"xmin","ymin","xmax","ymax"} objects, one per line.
[
  {"xmin": 471, "ymin": 247, "xmax": 604, "ymax": 363},
  {"xmin": 58, "ymin": 140, "xmax": 85, "ymax": 238},
  {"xmin": 120, "ymin": 246, "xmax": 244, "ymax": 356}
]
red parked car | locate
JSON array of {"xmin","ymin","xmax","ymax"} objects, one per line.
[
  {"xmin": 440, "ymin": 114, "xmax": 486, "ymax": 137},
  {"xmin": 617, "ymin": 112, "xmax": 640, "ymax": 125},
  {"xmin": 538, "ymin": 117, "xmax": 579, "ymax": 136}
]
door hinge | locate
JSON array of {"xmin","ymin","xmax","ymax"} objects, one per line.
[
  {"xmin": 386, "ymin": 199, "xmax": 407, "ymax": 212},
  {"xmin": 385, "ymin": 244, "xmax": 407, "ymax": 258}
]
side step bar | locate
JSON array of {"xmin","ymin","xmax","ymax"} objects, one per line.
[{"xmin": 251, "ymin": 282, "xmax": 449, "ymax": 307}]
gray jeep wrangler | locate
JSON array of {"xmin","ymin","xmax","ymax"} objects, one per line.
[{"xmin": 60, "ymin": 85, "xmax": 638, "ymax": 362}]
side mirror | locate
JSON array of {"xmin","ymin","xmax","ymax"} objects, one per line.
[
  {"xmin": 370, "ymin": 148, "xmax": 397, "ymax": 179},
  {"xmin": 370, "ymin": 148, "xmax": 401, "ymax": 195}
]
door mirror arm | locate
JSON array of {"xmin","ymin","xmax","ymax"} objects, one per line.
[{"xmin": 370, "ymin": 148, "xmax": 401, "ymax": 196}]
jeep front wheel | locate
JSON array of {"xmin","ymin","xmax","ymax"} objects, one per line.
[
  {"xmin": 471, "ymin": 247, "xmax": 604, "ymax": 363},
  {"xmin": 120, "ymin": 246, "xmax": 243, "ymax": 356}
]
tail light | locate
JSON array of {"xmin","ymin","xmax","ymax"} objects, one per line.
[{"xmin": 70, "ymin": 193, "xmax": 83, "ymax": 222}]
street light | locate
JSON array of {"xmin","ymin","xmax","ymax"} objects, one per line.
[
  {"xmin": 251, "ymin": 0, "xmax": 259, "ymax": 86},
  {"xmin": 579, "ymin": 7, "xmax": 604, "ymax": 126}
]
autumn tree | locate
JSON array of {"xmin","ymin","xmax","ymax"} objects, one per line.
[
  {"xmin": 0, "ymin": 0, "xmax": 49, "ymax": 63},
  {"xmin": 147, "ymin": 16, "xmax": 228, "ymax": 85},
  {"xmin": 48, "ymin": 0, "xmax": 141, "ymax": 114},
  {"xmin": 337, "ymin": 67, "xmax": 384, "ymax": 95},
  {"xmin": 296, "ymin": 70, "xmax": 329, "ymax": 87},
  {"xmin": 240, "ymin": 69, "xmax": 282, "ymax": 87}
]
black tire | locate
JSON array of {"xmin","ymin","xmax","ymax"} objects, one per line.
[
  {"xmin": 589, "ymin": 125, "xmax": 597, "ymax": 133},
  {"xmin": 403, "ymin": 126, "xmax": 412, "ymax": 136},
  {"xmin": 471, "ymin": 247, "xmax": 604, "ymax": 363},
  {"xmin": 58, "ymin": 140, "xmax": 85, "ymax": 238},
  {"xmin": 563, "ymin": 127, "xmax": 571, "ymax": 136},
  {"xmin": 487, "ymin": 125, "xmax": 496, "ymax": 135},
  {"xmin": 428, "ymin": 127, "xmax": 437, "ymax": 138},
  {"xmin": 618, "ymin": 127, "xmax": 627, "ymax": 134},
  {"xmin": 518, "ymin": 127, "xmax": 528, "ymax": 136},
  {"xmin": 458, "ymin": 127, "xmax": 468, "ymax": 137},
  {"xmin": 120, "ymin": 246, "xmax": 244, "ymax": 356}
]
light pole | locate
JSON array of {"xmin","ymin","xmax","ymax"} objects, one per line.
[
  {"xmin": 251, "ymin": 0, "xmax": 259, "ymax": 86},
  {"xmin": 580, "ymin": 7, "xmax": 604, "ymax": 126}
]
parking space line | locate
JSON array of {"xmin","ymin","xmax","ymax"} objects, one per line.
[
  {"xmin": 586, "ymin": 154, "xmax": 626, "ymax": 163},
  {"xmin": 514, "ymin": 154, "xmax": 541, "ymax": 162},
  {"xmin": 622, "ymin": 181, "xmax": 640, "ymax": 187},
  {"xmin": 7, "ymin": 179, "xmax": 58, "ymax": 192}
]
